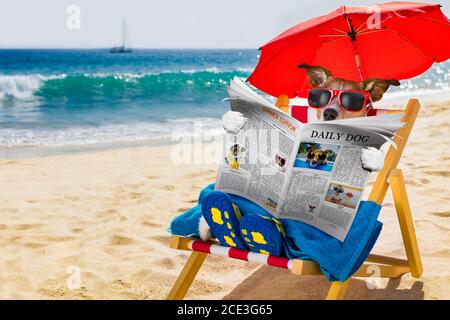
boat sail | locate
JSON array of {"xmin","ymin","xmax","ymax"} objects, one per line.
[{"xmin": 110, "ymin": 18, "xmax": 132, "ymax": 53}]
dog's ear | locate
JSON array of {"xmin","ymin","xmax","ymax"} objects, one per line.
[
  {"xmin": 298, "ymin": 64, "xmax": 333, "ymax": 87},
  {"xmin": 361, "ymin": 78, "xmax": 400, "ymax": 102}
]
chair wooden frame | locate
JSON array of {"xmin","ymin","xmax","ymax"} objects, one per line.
[{"xmin": 167, "ymin": 99, "xmax": 422, "ymax": 300}]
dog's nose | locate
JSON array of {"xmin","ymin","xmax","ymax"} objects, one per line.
[{"xmin": 323, "ymin": 108, "xmax": 338, "ymax": 121}]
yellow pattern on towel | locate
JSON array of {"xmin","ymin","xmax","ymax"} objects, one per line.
[
  {"xmin": 223, "ymin": 236, "xmax": 236, "ymax": 247},
  {"xmin": 251, "ymin": 232, "xmax": 267, "ymax": 244},
  {"xmin": 211, "ymin": 208, "xmax": 223, "ymax": 225},
  {"xmin": 233, "ymin": 204, "xmax": 242, "ymax": 220}
]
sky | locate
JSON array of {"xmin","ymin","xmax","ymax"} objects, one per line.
[{"xmin": 0, "ymin": 0, "xmax": 449, "ymax": 48}]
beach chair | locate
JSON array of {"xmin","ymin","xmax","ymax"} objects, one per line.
[{"xmin": 167, "ymin": 99, "xmax": 422, "ymax": 300}]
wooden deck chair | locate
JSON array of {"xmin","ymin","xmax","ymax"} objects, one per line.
[{"xmin": 167, "ymin": 99, "xmax": 423, "ymax": 300}]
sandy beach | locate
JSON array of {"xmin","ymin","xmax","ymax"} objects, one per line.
[{"xmin": 0, "ymin": 100, "xmax": 449, "ymax": 299}]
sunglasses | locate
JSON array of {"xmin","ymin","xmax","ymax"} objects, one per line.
[
  {"xmin": 307, "ymin": 87, "xmax": 371, "ymax": 112},
  {"xmin": 307, "ymin": 151, "xmax": 328, "ymax": 161}
]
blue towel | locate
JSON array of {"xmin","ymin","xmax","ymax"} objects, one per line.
[{"xmin": 169, "ymin": 183, "xmax": 382, "ymax": 282}]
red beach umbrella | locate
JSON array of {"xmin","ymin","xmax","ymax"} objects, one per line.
[{"xmin": 247, "ymin": 2, "xmax": 450, "ymax": 98}]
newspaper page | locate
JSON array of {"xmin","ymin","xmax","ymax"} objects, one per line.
[
  {"xmin": 277, "ymin": 123, "xmax": 387, "ymax": 241},
  {"xmin": 215, "ymin": 91, "xmax": 303, "ymax": 215},
  {"xmin": 215, "ymin": 78, "xmax": 402, "ymax": 241}
]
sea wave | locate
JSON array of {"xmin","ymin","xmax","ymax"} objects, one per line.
[
  {"xmin": 0, "ymin": 69, "xmax": 251, "ymax": 102},
  {"xmin": 0, "ymin": 117, "xmax": 223, "ymax": 148},
  {"xmin": 0, "ymin": 74, "xmax": 66, "ymax": 101},
  {"xmin": 2, "ymin": 60, "xmax": 449, "ymax": 151},
  {"xmin": 383, "ymin": 87, "xmax": 450, "ymax": 99},
  {"xmin": 1, "ymin": 59, "xmax": 449, "ymax": 103}
]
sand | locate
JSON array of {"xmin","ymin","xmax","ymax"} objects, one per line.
[{"xmin": 0, "ymin": 101, "xmax": 449, "ymax": 299}]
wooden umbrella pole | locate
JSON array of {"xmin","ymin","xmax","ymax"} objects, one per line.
[
  {"xmin": 344, "ymin": 11, "xmax": 366, "ymax": 81},
  {"xmin": 352, "ymin": 41, "xmax": 366, "ymax": 81}
]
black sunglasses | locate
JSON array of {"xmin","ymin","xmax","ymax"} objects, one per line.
[{"xmin": 307, "ymin": 87, "xmax": 372, "ymax": 112}]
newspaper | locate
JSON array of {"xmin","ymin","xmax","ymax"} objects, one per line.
[{"xmin": 215, "ymin": 78, "xmax": 404, "ymax": 241}]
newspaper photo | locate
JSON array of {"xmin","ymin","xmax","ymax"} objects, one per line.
[{"xmin": 215, "ymin": 78, "xmax": 404, "ymax": 241}]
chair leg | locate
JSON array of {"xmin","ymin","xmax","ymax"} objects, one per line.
[
  {"xmin": 389, "ymin": 169, "xmax": 423, "ymax": 278},
  {"xmin": 326, "ymin": 279, "xmax": 350, "ymax": 300},
  {"xmin": 167, "ymin": 251, "xmax": 207, "ymax": 300}
]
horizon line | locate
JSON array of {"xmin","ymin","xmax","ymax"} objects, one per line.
[{"xmin": 0, "ymin": 47, "xmax": 258, "ymax": 50}]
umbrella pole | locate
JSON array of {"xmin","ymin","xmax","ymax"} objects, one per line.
[
  {"xmin": 352, "ymin": 40, "xmax": 366, "ymax": 81},
  {"xmin": 344, "ymin": 12, "xmax": 366, "ymax": 81}
]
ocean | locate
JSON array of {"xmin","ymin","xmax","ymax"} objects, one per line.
[{"xmin": 0, "ymin": 49, "xmax": 449, "ymax": 156}]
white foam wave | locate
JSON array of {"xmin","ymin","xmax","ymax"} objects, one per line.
[
  {"xmin": 0, "ymin": 74, "xmax": 66, "ymax": 101},
  {"xmin": 0, "ymin": 117, "xmax": 223, "ymax": 148},
  {"xmin": 175, "ymin": 67, "xmax": 252, "ymax": 74},
  {"xmin": 383, "ymin": 87, "xmax": 450, "ymax": 99},
  {"xmin": 89, "ymin": 67, "xmax": 251, "ymax": 78},
  {"xmin": 0, "ymin": 68, "xmax": 251, "ymax": 101}
]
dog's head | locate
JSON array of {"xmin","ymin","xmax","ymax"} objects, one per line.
[
  {"xmin": 333, "ymin": 185, "xmax": 344, "ymax": 194},
  {"xmin": 307, "ymin": 147, "xmax": 332, "ymax": 167},
  {"xmin": 275, "ymin": 154, "xmax": 286, "ymax": 167},
  {"xmin": 299, "ymin": 64, "xmax": 400, "ymax": 121},
  {"xmin": 230, "ymin": 144, "xmax": 245, "ymax": 157}
]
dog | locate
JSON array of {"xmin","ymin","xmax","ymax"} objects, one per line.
[
  {"xmin": 200, "ymin": 67, "xmax": 398, "ymax": 241},
  {"xmin": 275, "ymin": 154, "xmax": 286, "ymax": 168},
  {"xmin": 225, "ymin": 143, "xmax": 246, "ymax": 170},
  {"xmin": 298, "ymin": 64, "xmax": 400, "ymax": 121},
  {"xmin": 221, "ymin": 65, "xmax": 399, "ymax": 171},
  {"xmin": 306, "ymin": 147, "xmax": 333, "ymax": 167},
  {"xmin": 329, "ymin": 185, "xmax": 344, "ymax": 203}
]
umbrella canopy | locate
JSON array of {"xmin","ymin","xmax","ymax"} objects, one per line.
[{"xmin": 248, "ymin": 2, "xmax": 450, "ymax": 98}]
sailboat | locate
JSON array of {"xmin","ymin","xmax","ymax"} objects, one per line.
[{"xmin": 110, "ymin": 18, "xmax": 132, "ymax": 53}]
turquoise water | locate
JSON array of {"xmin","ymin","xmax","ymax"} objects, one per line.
[
  {"xmin": 0, "ymin": 49, "xmax": 449, "ymax": 152},
  {"xmin": 294, "ymin": 158, "xmax": 334, "ymax": 172},
  {"xmin": 0, "ymin": 49, "xmax": 257, "ymax": 150}
]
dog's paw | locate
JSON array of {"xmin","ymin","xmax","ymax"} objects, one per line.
[
  {"xmin": 222, "ymin": 111, "xmax": 247, "ymax": 134},
  {"xmin": 361, "ymin": 147, "xmax": 384, "ymax": 171},
  {"xmin": 198, "ymin": 216, "xmax": 211, "ymax": 241}
]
